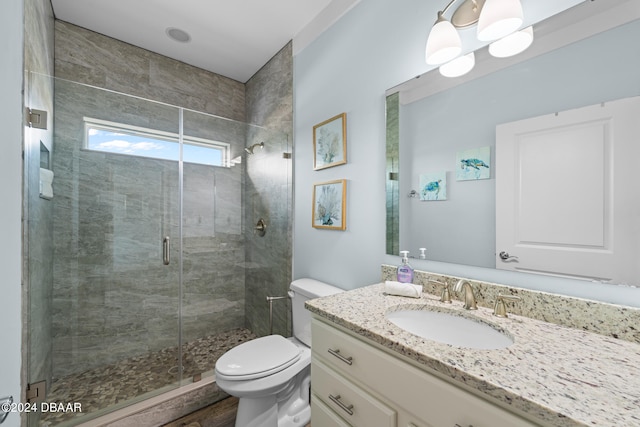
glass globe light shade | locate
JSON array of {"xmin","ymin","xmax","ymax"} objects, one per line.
[
  {"xmin": 488, "ymin": 26, "xmax": 534, "ymax": 58},
  {"xmin": 477, "ymin": 0, "xmax": 524, "ymax": 41},
  {"xmin": 426, "ymin": 13, "xmax": 462, "ymax": 65},
  {"xmin": 439, "ymin": 52, "xmax": 475, "ymax": 78}
]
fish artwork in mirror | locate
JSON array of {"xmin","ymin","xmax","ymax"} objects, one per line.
[{"xmin": 385, "ymin": 0, "xmax": 640, "ymax": 287}]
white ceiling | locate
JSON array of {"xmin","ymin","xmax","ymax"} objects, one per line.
[{"xmin": 50, "ymin": 0, "xmax": 354, "ymax": 83}]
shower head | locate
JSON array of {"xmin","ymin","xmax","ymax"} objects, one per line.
[{"xmin": 245, "ymin": 142, "xmax": 264, "ymax": 155}]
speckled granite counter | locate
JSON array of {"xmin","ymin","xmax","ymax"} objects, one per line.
[{"xmin": 306, "ymin": 283, "xmax": 640, "ymax": 427}]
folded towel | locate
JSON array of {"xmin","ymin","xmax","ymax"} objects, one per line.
[{"xmin": 384, "ymin": 281, "xmax": 422, "ymax": 298}]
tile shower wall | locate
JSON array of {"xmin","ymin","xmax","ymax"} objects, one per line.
[
  {"xmin": 52, "ymin": 21, "xmax": 249, "ymax": 377},
  {"xmin": 54, "ymin": 22, "xmax": 245, "ymax": 122},
  {"xmin": 244, "ymin": 43, "xmax": 294, "ymax": 337},
  {"xmin": 52, "ymin": 82, "xmax": 183, "ymax": 376},
  {"xmin": 23, "ymin": 0, "xmax": 55, "ymax": 413},
  {"xmin": 385, "ymin": 92, "xmax": 400, "ymax": 256}
]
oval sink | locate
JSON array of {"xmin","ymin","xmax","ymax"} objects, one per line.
[{"xmin": 386, "ymin": 309, "xmax": 513, "ymax": 350}]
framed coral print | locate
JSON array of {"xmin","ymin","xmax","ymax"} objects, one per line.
[
  {"xmin": 313, "ymin": 113, "xmax": 347, "ymax": 170},
  {"xmin": 312, "ymin": 179, "xmax": 347, "ymax": 230}
]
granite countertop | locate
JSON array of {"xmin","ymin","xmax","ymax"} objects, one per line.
[{"xmin": 305, "ymin": 283, "xmax": 640, "ymax": 427}]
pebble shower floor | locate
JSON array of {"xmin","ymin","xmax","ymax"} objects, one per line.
[{"xmin": 40, "ymin": 328, "xmax": 257, "ymax": 426}]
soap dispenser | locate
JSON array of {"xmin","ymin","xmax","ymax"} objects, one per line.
[{"xmin": 397, "ymin": 251, "xmax": 414, "ymax": 283}]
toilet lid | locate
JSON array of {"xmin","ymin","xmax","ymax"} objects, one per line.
[{"xmin": 215, "ymin": 335, "xmax": 302, "ymax": 380}]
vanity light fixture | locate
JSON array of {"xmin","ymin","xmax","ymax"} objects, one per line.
[
  {"xmin": 439, "ymin": 52, "xmax": 475, "ymax": 77},
  {"xmin": 477, "ymin": 0, "xmax": 524, "ymax": 41},
  {"xmin": 425, "ymin": 0, "xmax": 484, "ymax": 65},
  {"xmin": 488, "ymin": 26, "xmax": 534, "ymax": 58},
  {"xmin": 425, "ymin": 11, "xmax": 462, "ymax": 65},
  {"xmin": 425, "ymin": 0, "xmax": 531, "ymax": 77}
]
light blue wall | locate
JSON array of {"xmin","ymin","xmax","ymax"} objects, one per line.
[
  {"xmin": 293, "ymin": 0, "xmax": 640, "ymax": 307},
  {"xmin": 0, "ymin": 0, "xmax": 24, "ymax": 425},
  {"xmin": 293, "ymin": 0, "xmax": 430, "ymax": 289}
]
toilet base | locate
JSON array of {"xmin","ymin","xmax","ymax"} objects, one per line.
[
  {"xmin": 233, "ymin": 366, "xmax": 311, "ymax": 427},
  {"xmin": 236, "ymin": 395, "xmax": 278, "ymax": 427}
]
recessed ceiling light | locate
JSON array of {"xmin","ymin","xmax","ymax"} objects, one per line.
[{"xmin": 166, "ymin": 27, "xmax": 191, "ymax": 43}]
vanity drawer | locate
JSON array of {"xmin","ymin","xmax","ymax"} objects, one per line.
[
  {"xmin": 312, "ymin": 318, "xmax": 372, "ymax": 376},
  {"xmin": 311, "ymin": 393, "xmax": 352, "ymax": 427},
  {"xmin": 312, "ymin": 358, "xmax": 396, "ymax": 427},
  {"xmin": 311, "ymin": 318, "xmax": 542, "ymax": 427}
]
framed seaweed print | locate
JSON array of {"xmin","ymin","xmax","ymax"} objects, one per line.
[
  {"xmin": 313, "ymin": 113, "xmax": 347, "ymax": 170},
  {"xmin": 312, "ymin": 179, "xmax": 347, "ymax": 230}
]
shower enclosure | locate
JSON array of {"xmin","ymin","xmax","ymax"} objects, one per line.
[{"xmin": 24, "ymin": 74, "xmax": 292, "ymax": 426}]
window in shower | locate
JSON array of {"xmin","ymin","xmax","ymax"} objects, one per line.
[{"xmin": 83, "ymin": 117, "xmax": 230, "ymax": 166}]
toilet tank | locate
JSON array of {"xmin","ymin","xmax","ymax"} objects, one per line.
[{"xmin": 289, "ymin": 278, "xmax": 343, "ymax": 347}]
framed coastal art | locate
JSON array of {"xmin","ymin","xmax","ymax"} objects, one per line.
[
  {"xmin": 419, "ymin": 172, "xmax": 447, "ymax": 201},
  {"xmin": 456, "ymin": 146, "xmax": 491, "ymax": 181},
  {"xmin": 313, "ymin": 113, "xmax": 347, "ymax": 170},
  {"xmin": 312, "ymin": 179, "xmax": 347, "ymax": 230}
]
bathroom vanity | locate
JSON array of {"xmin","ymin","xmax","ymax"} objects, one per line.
[{"xmin": 306, "ymin": 282, "xmax": 640, "ymax": 427}]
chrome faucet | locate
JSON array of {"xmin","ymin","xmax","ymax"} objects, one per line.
[{"xmin": 454, "ymin": 279, "xmax": 477, "ymax": 310}]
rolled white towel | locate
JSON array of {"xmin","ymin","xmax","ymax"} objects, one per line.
[{"xmin": 384, "ymin": 280, "xmax": 422, "ymax": 298}]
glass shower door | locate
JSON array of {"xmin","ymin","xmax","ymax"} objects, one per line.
[
  {"xmin": 178, "ymin": 109, "xmax": 254, "ymax": 381},
  {"xmin": 28, "ymin": 77, "xmax": 183, "ymax": 426}
]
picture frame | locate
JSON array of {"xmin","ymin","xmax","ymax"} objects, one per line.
[
  {"xmin": 313, "ymin": 113, "xmax": 347, "ymax": 170},
  {"xmin": 312, "ymin": 179, "xmax": 347, "ymax": 230},
  {"xmin": 456, "ymin": 146, "xmax": 491, "ymax": 181},
  {"xmin": 419, "ymin": 171, "xmax": 447, "ymax": 201}
]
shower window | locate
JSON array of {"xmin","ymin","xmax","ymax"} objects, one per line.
[{"xmin": 84, "ymin": 117, "xmax": 230, "ymax": 166}]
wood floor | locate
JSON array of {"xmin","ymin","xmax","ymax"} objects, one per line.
[
  {"xmin": 163, "ymin": 397, "xmax": 238, "ymax": 427},
  {"xmin": 163, "ymin": 397, "xmax": 311, "ymax": 427}
]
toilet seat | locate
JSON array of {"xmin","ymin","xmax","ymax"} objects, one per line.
[{"xmin": 215, "ymin": 335, "xmax": 302, "ymax": 380}]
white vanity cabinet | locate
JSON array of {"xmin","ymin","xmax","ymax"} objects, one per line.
[{"xmin": 310, "ymin": 317, "xmax": 542, "ymax": 427}]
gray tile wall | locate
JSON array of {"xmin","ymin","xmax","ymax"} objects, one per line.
[
  {"xmin": 23, "ymin": 2, "xmax": 55, "ymax": 426},
  {"xmin": 50, "ymin": 21, "xmax": 294, "ymax": 380},
  {"xmin": 52, "ymin": 80, "xmax": 182, "ymax": 376},
  {"xmin": 54, "ymin": 21, "xmax": 246, "ymax": 122},
  {"xmin": 52, "ymin": 22, "xmax": 249, "ymax": 377},
  {"xmin": 385, "ymin": 92, "xmax": 400, "ymax": 256},
  {"xmin": 23, "ymin": 0, "xmax": 55, "ymax": 416},
  {"xmin": 244, "ymin": 43, "xmax": 294, "ymax": 337}
]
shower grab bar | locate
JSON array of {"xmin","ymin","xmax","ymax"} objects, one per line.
[
  {"xmin": 266, "ymin": 295, "xmax": 288, "ymax": 335},
  {"xmin": 163, "ymin": 236, "xmax": 170, "ymax": 265}
]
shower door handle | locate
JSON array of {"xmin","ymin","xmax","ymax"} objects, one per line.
[{"xmin": 163, "ymin": 236, "xmax": 170, "ymax": 265}]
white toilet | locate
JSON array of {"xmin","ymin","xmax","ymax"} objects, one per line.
[{"xmin": 215, "ymin": 278, "xmax": 343, "ymax": 427}]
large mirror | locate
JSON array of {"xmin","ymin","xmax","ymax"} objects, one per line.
[{"xmin": 386, "ymin": 0, "xmax": 640, "ymax": 286}]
